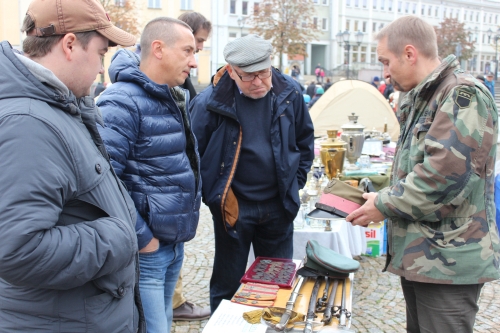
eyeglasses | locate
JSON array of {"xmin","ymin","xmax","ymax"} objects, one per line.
[{"xmin": 232, "ymin": 67, "xmax": 272, "ymax": 82}]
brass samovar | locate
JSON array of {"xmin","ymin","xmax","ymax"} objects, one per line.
[{"xmin": 320, "ymin": 130, "xmax": 347, "ymax": 179}]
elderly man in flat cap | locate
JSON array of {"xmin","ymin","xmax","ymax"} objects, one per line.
[{"xmin": 190, "ymin": 34, "xmax": 314, "ymax": 312}]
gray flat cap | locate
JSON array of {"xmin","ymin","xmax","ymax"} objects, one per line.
[{"xmin": 223, "ymin": 34, "xmax": 273, "ymax": 73}]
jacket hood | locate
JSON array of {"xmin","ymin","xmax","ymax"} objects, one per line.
[
  {"xmin": 108, "ymin": 49, "xmax": 173, "ymax": 100},
  {"xmin": 0, "ymin": 41, "xmax": 79, "ymax": 115}
]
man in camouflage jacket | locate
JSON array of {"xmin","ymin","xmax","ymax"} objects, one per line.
[{"xmin": 347, "ymin": 16, "xmax": 499, "ymax": 333}]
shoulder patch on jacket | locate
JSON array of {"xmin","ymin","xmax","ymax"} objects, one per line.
[{"xmin": 454, "ymin": 89, "xmax": 472, "ymax": 109}]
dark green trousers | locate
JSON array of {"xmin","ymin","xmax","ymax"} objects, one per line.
[{"xmin": 401, "ymin": 277, "xmax": 483, "ymax": 333}]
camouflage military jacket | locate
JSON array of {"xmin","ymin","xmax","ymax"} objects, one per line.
[{"xmin": 375, "ymin": 55, "xmax": 499, "ymax": 284}]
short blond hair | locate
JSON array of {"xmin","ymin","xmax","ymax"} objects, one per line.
[{"xmin": 376, "ymin": 16, "xmax": 438, "ymax": 60}]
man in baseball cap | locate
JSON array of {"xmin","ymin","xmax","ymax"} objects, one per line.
[
  {"xmin": 190, "ymin": 34, "xmax": 314, "ymax": 312},
  {"xmin": 0, "ymin": 1, "xmax": 144, "ymax": 332}
]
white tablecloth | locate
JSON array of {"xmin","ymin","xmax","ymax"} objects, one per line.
[
  {"xmin": 249, "ymin": 219, "xmax": 366, "ymax": 263},
  {"xmin": 293, "ymin": 219, "xmax": 366, "ymax": 260}
]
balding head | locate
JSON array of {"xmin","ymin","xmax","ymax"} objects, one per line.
[{"xmin": 140, "ymin": 17, "xmax": 192, "ymax": 59}]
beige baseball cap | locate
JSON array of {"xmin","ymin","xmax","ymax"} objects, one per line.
[{"xmin": 26, "ymin": 0, "xmax": 136, "ymax": 47}]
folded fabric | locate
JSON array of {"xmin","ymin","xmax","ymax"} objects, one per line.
[{"xmin": 305, "ymin": 240, "xmax": 360, "ymax": 275}]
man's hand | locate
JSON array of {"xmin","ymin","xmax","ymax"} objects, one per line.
[
  {"xmin": 139, "ymin": 237, "xmax": 160, "ymax": 253},
  {"xmin": 346, "ymin": 192, "xmax": 385, "ymax": 227}
]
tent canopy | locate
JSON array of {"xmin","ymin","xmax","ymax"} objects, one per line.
[{"xmin": 309, "ymin": 79, "xmax": 400, "ymax": 142}]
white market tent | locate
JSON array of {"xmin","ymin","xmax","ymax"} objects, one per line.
[{"xmin": 309, "ymin": 79, "xmax": 400, "ymax": 142}]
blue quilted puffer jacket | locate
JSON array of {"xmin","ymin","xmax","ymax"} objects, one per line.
[{"xmin": 97, "ymin": 50, "xmax": 201, "ymax": 249}]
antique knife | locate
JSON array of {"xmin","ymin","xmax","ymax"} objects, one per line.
[
  {"xmin": 304, "ymin": 277, "xmax": 322, "ymax": 333},
  {"xmin": 275, "ymin": 275, "xmax": 305, "ymax": 331}
]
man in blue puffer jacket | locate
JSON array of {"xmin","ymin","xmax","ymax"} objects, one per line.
[
  {"xmin": 190, "ymin": 34, "xmax": 314, "ymax": 313},
  {"xmin": 97, "ymin": 17, "xmax": 201, "ymax": 333}
]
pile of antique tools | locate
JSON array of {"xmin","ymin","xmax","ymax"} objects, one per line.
[{"xmin": 262, "ymin": 274, "xmax": 354, "ymax": 332}]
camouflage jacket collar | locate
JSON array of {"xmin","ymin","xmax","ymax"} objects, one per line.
[{"xmin": 407, "ymin": 54, "xmax": 459, "ymax": 101}]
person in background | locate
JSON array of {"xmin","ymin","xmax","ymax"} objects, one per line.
[
  {"xmin": 97, "ymin": 17, "xmax": 201, "ymax": 333},
  {"xmin": 323, "ymin": 78, "xmax": 333, "ymax": 91},
  {"xmin": 190, "ymin": 34, "xmax": 314, "ymax": 313},
  {"xmin": 178, "ymin": 11, "xmax": 212, "ymax": 99},
  {"xmin": 484, "ymin": 72, "xmax": 495, "ymax": 97},
  {"xmin": 93, "ymin": 81, "xmax": 106, "ymax": 98},
  {"xmin": 319, "ymin": 68, "xmax": 325, "ymax": 83},
  {"xmin": 378, "ymin": 79, "xmax": 386, "ymax": 94},
  {"xmin": 371, "ymin": 76, "xmax": 380, "ymax": 89},
  {"xmin": 383, "ymin": 77, "xmax": 394, "ymax": 100},
  {"xmin": 347, "ymin": 15, "xmax": 498, "ymax": 333},
  {"xmin": 475, "ymin": 74, "xmax": 485, "ymax": 84},
  {"xmin": 315, "ymin": 63, "xmax": 321, "ymax": 81},
  {"xmin": 308, "ymin": 86, "xmax": 324, "ymax": 109},
  {"xmin": 172, "ymin": 11, "xmax": 212, "ymax": 322},
  {"xmin": 306, "ymin": 80, "xmax": 316, "ymax": 100},
  {"xmin": 0, "ymin": 0, "xmax": 145, "ymax": 332},
  {"xmin": 291, "ymin": 65, "xmax": 299, "ymax": 80}
]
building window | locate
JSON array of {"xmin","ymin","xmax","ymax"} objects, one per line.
[
  {"xmin": 412, "ymin": 3, "xmax": 416, "ymax": 14},
  {"xmin": 346, "ymin": 0, "xmax": 351, "ymax": 6},
  {"xmin": 354, "ymin": 20, "xmax": 359, "ymax": 31},
  {"xmin": 398, "ymin": 1, "xmax": 402, "ymax": 13},
  {"xmin": 421, "ymin": 4, "xmax": 425, "ymax": 15},
  {"xmin": 362, "ymin": 21, "xmax": 367, "ymax": 32},
  {"xmin": 381, "ymin": 0, "xmax": 385, "ymax": 10},
  {"xmin": 229, "ymin": 32, "xmax": 237, "ymax": 38},
  {"xmin": 362, "ymin": 0, "xmax": 367, "ymax": 8},
  {"xmin": 302, "ymin": 19, "xmax": 308, "ymax": 28},
  {"xmin": 114, "ymin": 0, "xmax": 125, "ymax": 6},
  {"xmin": 322, "ymin": 0, "xmax": 329, "ymax": 4},
  {"xmin": 180, "ymin": 0, "xmax": 192, "ymax": 10},
  {"xmin": 322, "ymin": 18, "xmax": 328, "ymax": 30},
  {"xmin": 435, "ymin": 7, "xmax": 438, "ymax": 17},
  {"xmin": 372, "ymin": 22, "xmax": 377, "ymax": 32},
  {"xmin": 313, "ymin": 17, "xmax": 318, "ymax": 29},
  {"xmin": 254, "ymin": 2, "xmax": 260, "ymax": 14},
  {"xmin": 476, "ymin": 13, "xmax": 479, "ymax": 22},
  {"xmin": 496, "ymin": 15, "xmax": 498, "ymax": 24},
  {"xmin": 230, "ymin": 0, "xmax": 236, "ymax": 14},
  {"xmin": 148, "ymin": 0, "xmax": 161, "ymax": 8},
  {"xmin": 346, "ymin": 20, "xmax": 350, "ymax": 31},
  {"xmin": 489, "ymin": 14, "xmax": 492, "ymax": 23},
  {"xmin": 242, "ymin": 1, "xmax": 248, "ymax": 15},
  {"xmin": 373, "ymin": 0, "xmax": 377, "ymax": 9},
  {"xmin": 354, "ymin": 0, "xmax": 359, "ymax": 7},
  {"xmin": 405, "ymin": 2, "xmax": 409, "ymax": 13},
  {"xmin": 388, "ymin": 0, "xmax": 392, "ymax": 11}
]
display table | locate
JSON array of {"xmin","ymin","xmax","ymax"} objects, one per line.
[
  {"xmin": 293, "ymin": 220, "xmax": 366, "ymax": 259},
  {"xmin": 249, "ymin": 219, "xmax": 366, "ymax": 263},
  {"xmin": 202, "ymin": 272, "xmax": 355, "ymax": 333}
]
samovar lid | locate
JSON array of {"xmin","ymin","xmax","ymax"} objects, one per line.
[
  {"xmin": 341, "ymin": 112, "xmax": 365, "ymax": 131},
  {"xmin": 320, "ymin": 130, "xmax": 347, "ymax": 148}
]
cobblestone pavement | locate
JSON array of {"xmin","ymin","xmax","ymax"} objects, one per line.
[{"xmin": 172, "ymin": 204, "xmax": 500, "ymax": 333}]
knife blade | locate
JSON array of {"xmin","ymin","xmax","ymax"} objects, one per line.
[{"xmin": 275, "ymin": 275, "xmax": 305, "ymax": 331}]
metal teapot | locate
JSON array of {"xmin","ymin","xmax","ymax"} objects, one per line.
[{"xmin": 341, "ymin": 113, "xmax": 365, "ymax": 165}]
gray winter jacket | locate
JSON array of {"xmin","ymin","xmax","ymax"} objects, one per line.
[{"xmin": 0, "ymin": 41, "xmax": 145, "ymax": 333}]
